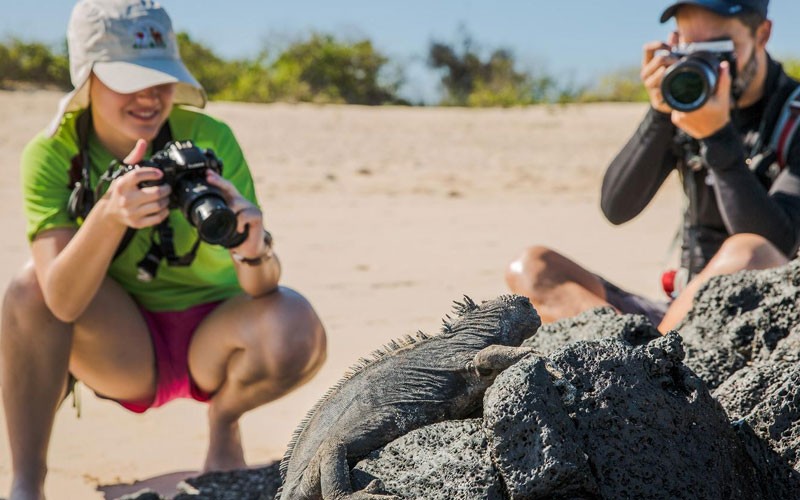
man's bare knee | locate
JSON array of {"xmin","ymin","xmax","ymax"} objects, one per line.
[
  {"xmin": 706, "ymin": 234, "xmax": 788, "ymax": 276},
  {"xmin": 506, "ymin": 245, "xmax": 568, "ymax": 296}
]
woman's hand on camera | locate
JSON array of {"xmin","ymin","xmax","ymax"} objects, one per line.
[
  {"xmin": 641, "ymin": 32, "xmax": 679, "ymax": 114},
  {"xmin": 671, "ymin": 61, "xmax": 732, "ymax": 139},
  {"xmin": 205, "ymin": 169, "xmax": 267, "ymax": 260},
  {"xmin": 102, "ymin": 138, "xmax": 172, "ymax": 229}
]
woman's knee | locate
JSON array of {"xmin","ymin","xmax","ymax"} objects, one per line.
[
  {"xmin": 2, "ymin": 262, "xmax": 54, "ymax": 328},
  {"xmin": 1, "ymin": 264, "xmax": 70, "ymax": 385},
  {"xmin": 707, "ymin": 234, "xmax": 788, "ymax": 276},
  {"xmin": 250, "ymin": 288, "xmax": 327, "ymax": 382}
]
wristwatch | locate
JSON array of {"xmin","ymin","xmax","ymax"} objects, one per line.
[{"xmin": 232, "ymin": 229, "xmax": 274, "ymax": 266}]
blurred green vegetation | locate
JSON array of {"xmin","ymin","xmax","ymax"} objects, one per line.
[
  {"xmin": 180, "ymin": 32, "xmax": 403, "ymax": 104},
  {"xmin": 0, "ymin": 38, "xmax": 70, "ymax": 90},
  {"xmin": 783, "ymin": 57, "xmax": 800, "ymax": 80},
  {"xmin": 1, "ymin": 35, "xmax": 798, "ymax": 107},
  {"xmin": 427, "ymin": 35, "xmax": 556, "ymax": 106},
  {"xmin": 577, "ymin": 67, "xmax": 649, "ymax": 103},
  {"xmin": 176, "ymin": 33, "xmax": 244, "ymax": 98},
  {"xmin": 0, "ymin": 33, "xmax": 403, "ymax": 105}
]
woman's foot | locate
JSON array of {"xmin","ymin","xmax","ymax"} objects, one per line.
[{"xmin": 9, "ymin": 480, "xmax": 46, "ymax": 500}]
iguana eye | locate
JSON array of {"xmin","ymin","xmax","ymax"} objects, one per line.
[{"xmin": 467, "ymin": 361, "xmax": 494, "ymax": 377}]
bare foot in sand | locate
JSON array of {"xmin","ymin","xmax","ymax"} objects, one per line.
[
  {"xmin": 9, "ymin": 481, "xmax": 46, "ymax": 500},
  {"xmin": 203, "ymin": 418, "xmax": 247, "ymax": 472}
]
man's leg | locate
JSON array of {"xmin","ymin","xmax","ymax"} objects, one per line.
[
  {"xmin": 658, "ymin": 233, "xmax": 789, "ymax": 333},
  {"xmin": 1, "ymin": 263, "xmax": 158, "ymax": 500},
  {"xmin": 188, "ymin": 287, "xmax": 326, "ymax": 472},
  {"xmin": 505, "ymin": 246, "xmax": 611, "ymax": 323}
]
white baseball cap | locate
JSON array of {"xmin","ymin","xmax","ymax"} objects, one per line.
[{"xmin": 48, "ymin": 0, "xmax": 206, "ymax": 135}]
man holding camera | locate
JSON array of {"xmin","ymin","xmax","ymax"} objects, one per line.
[
  {"xmin": 1, "ymin": 1, "xmax": 326, "ymax": 499},
  {"xmin": 506, "ymin": 0, "xmax": 800, "ymax": 332}
]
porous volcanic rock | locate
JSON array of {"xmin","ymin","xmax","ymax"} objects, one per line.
[
  {"xmin": 713, "ymin": 325, "xmax": 800, "ymax": 491},
  {"xmin": 487, "ymin": 333, "xmax": 762, "ymax": 499},
  {"xmin": 483, "ymin": 354, "xmax": 598, "ymax": 498},
  {"xmin": 116, "ymin": 490, "xmax": 162, "ymax": 500},
  {"xmin": 351, "ymin": 419, "xmax": 504, "ymax": 500},
  {"xmin": 729, "ymin": 357, "xmax": 800, "ymax": 471},
  {"xmin": 714, "ymin": 326, "xmax": 800, "ymax": 419},
  {"xmin": 173, "ymin": 464, "xmax": 281, "ymax": 500},
  {"xmin": 119, "ymin": 463, "xmax": 281, "ymax": 500},
  {"xmin": 677, "ymin": 260, "xmax": 800, "ymax": 390},
  {"xmin": 521, "ymin": 306, "xmax": 659, "ymax": 354}
]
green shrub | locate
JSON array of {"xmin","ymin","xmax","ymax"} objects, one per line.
[
  {"xmin": 428, "ymin": 36, "xmax": 553, "ymax": 107},
  {"xmin": 783, "ymin": 58, "xmax": 800, "ymax": 81},
  {"xmin": 217, "ymin": 54, "xmax": 277, "ymax": 103},
  {"xmin": 176, "ymin": 32, "xmax": 244, "ymax": 99},
  {"xmin": 180, "ymin": 32, "xmax": 402, "ymax": 104},
  {"xmin": 269, "ymin": 33, "xmax": 401, "ymax": 104},
  {"xmin": 0, "ymin": 38, "xmax": 70, "ymax": 89},
  {"xmin": 579, "ymin": 67, "xmax": 648, "ymax": 103}
]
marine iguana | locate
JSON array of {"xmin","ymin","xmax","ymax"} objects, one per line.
[{"xmin": 274, "ymin": 294, "xmax": 542, "ymax": 500}]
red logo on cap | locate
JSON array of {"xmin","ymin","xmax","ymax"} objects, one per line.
[{"xmin": 132, "ymin": 23, "xmax": 167, "ymax": 49}]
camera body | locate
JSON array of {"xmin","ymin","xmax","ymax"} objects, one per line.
[
  {"xmin": 134, "ymin": 140, "xmax": 246, "ymax": 248},
  {"xmin": 660, "ymin": 39, "xmax": 737, "ymax": 112}
]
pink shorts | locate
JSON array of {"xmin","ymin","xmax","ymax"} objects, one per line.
[{"xmin": 114, "ymin": 300, "xmax": 223, "ymax": 413}]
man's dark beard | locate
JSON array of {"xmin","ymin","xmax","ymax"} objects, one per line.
[{"xmin": 732, "ymin": 47, "xmax": 758, "ymax": 101}]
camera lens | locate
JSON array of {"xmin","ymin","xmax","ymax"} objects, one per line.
[
  {"xmin": 661, "ymin": 55, "xmax": 717, "ymax": 112},
  {"xmin": 189, "ymin": 195, "xmax": 238, "ymax": 245},
  {"xmin": 667, "ymin": 71, "xmax": 705, "ymax": 105},
  {"xmin": 174, "ymin": 176, "xmax": 241, "ymax": 246}
]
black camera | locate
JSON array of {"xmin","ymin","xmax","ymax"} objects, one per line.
[
  {"xmin": 660, "ymin": 39, "xmax": 737, "ymax": 112},
  {"xmin": 133, "ymin": 140, "xmax": 247, "ymax": 248}
]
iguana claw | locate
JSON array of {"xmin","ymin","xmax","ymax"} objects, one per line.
[
  {"xmin": 473, "ymin": 345, "xmax": 539, "ymax": 375},
  {"xmin": 320, "ymin": 440, "xmax": 399, "ymax": 499}
]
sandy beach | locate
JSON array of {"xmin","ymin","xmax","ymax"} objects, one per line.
[{"xmin": 0, "ymin": 90, "xmax": 683, "ymax": 499}]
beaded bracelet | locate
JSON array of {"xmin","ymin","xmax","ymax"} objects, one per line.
[{"xmin": 232, "ymin": 229, "xmax": 274, "ymax": 266}]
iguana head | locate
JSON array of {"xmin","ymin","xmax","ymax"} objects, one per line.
[{"xmin": 443, "ymin": 294, "xmax": 541, "ymax": 345}]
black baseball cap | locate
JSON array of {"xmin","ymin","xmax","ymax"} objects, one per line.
[{"xmin": 660, "ymin": 0, "xmax": 769, "ymax": 23}]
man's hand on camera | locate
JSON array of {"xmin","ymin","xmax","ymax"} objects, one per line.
[
  {"xmin": 671, "ymin": 61, "xmax": 732, "ymax": 139},
  {"xmin": 204, "ymin": 169, "xmax": 268, "ymax": 261},
  {"xmin": 102, "ymin": 138, "xmax": 171, "ymax": 229},
  {"xmin": 641, "ymin": 32, "xmax": 679, "ymax": 114}
]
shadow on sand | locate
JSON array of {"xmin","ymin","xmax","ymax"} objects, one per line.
[
  {"xmin": 97, "ymin": 462, "xmax": 281, "ymax": 500},
  {"xmin": 97, "ymin": 470, "xmax": 198, "ymax": 499}
]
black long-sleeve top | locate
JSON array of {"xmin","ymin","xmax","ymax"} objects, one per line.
[{"xmin": 601, "ymin": 56, "xmax": 800, "ymax": 273}]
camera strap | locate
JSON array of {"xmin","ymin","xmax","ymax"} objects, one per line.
[
  {"xmin": 136, "ymin": 220, "xmax": 201, "ymax": 282},
  {"xmin": 673, "ymin": 130, "xmax": 704, "ymax": 281},
  {"xmin": 767, "ymin": 85, "xmax": 800, "ymax": 171},
  {"xmin": 68, "ymin": 110, "xmax": 174, "ymax": 260},
  {"xmin": 67, "ymin": 110, "xmax": 95, "ymax": 221},
  {"xmin": 746, "ymin": 70, "xmax": 800, "ymax": 181}
]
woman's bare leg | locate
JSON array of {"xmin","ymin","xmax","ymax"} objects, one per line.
[
  {"xmin": 68, "ymin": 277, "xmax": 156, "ymax": 402},
  {"xmin": 188, "ymin": 287, "xmax": 327, "ymax": 471},
  {"xmin": 1, "ymin": 264, "xmax": 71, "ymax": 500},
  {"xmin": 1, "ymin": 263, "xmax": 156, "ymax": 500}
]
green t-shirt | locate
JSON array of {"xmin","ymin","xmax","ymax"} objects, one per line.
[{"xmin": 21, "ymin": 106, "xmax": 258, "ymax": 311}]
